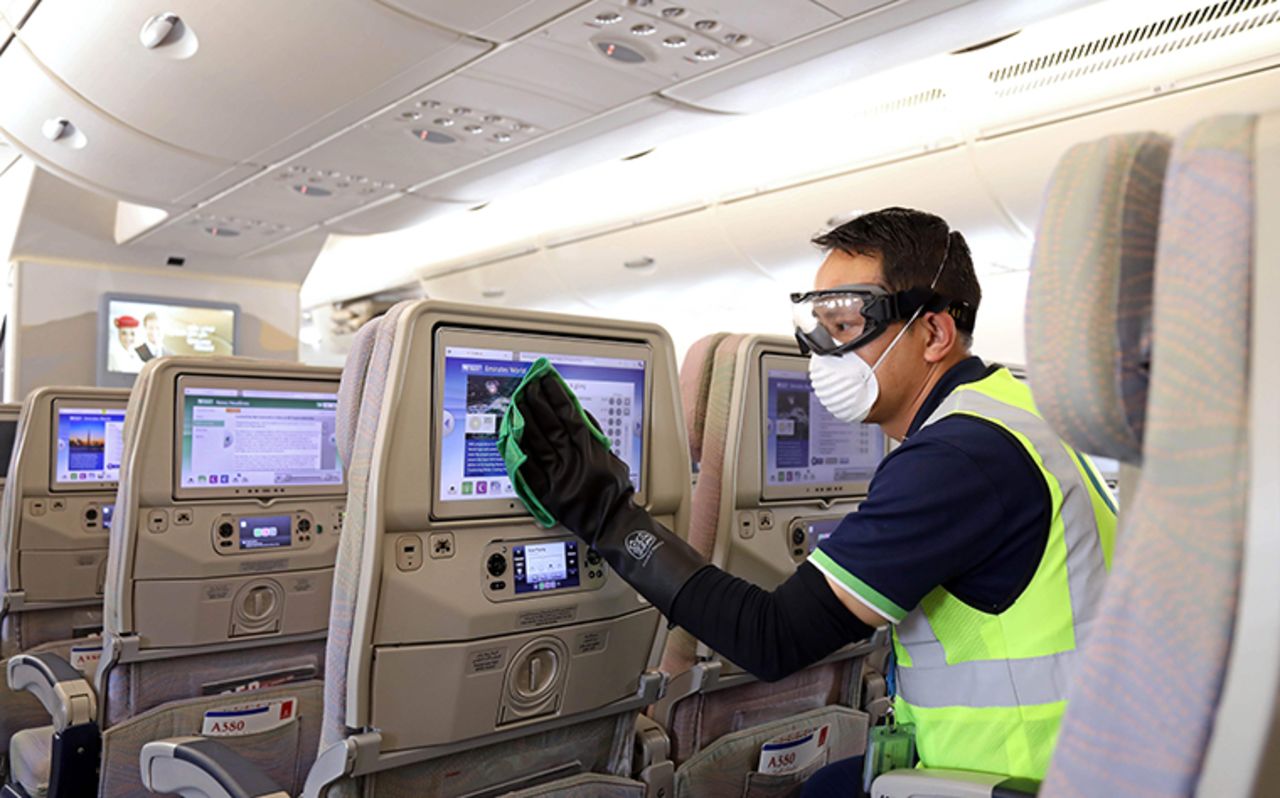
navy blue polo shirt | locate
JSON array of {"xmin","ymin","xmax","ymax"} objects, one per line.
[{"xmin": 808, "ymin": 357, "xmax": 1051, "ymax": 623}]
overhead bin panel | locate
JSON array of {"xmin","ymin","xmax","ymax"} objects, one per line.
[
  {"xmin": 324, "ymin": 191, "xmax": 472, "ymax": 235},
  {"xmin": 542, "ymin": 207, "xmax": 768, "ymax": 302},
  {"xmin": 292, "ymin": 73, "xmax": 593, "ymax": 190},
  {"xmin": 0, "ymin": 41, "xmax": 255, "ymax": 205},
  {"xmin": 663, "ymin": 0, "xmax": 1091, "ymax": 113},
  {"xmin": 972, "ymin": 0, "xmax": 1280, "ymax": 141},
  {"xmin": 178, "ymin": 165, "xmax": 401, "ymax": 231},
  {"xmin": 130, "ymin": 209, "xmax": 313, "ymax": 258},
  {"xmin": 375, "ymin": 0, "xmax": 585, "ymax": 42},
  {"xmin": 974, "ymin": 67, "xmax": 1280, "ymax": 233},
  {"xmin": 421, "ymin": 250, "xmax": 596, "ymax": 313},
  {"xmin": 419, "ymin": 96, "xmax": 712, "ymax": 204},
  {"xmin": 717, "ymin": 147, "xmax": 1024, "ymax": 283},
  {"xmin": 467, "ymin": 0, "xmax": 837, "ymax": 115},
  {"xmin": 17, "ymin": 0, "xmax": 490, "ymax": 163}
]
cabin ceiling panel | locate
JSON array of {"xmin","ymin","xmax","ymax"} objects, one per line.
[
  {"xmin": 0, "ymin": 0, "xmax": 34, "ymax": 26},
  {"xmin": 374, "ymin": 0, "xmax": 586, "ymax": 42},
  {"xmin": 292, "ymin": 73, "xmax": 591, "ymax": 190},
  {"xmin": 422, "ymin": 250, "xmax": 598, "ymax": 314},
  {"xmin": 324, "ymin": 191, "xmax": 472, "ymax": 235},
  {"xmin": 17, "ymin": 0, "xmax": 490, "ymax": 163},
  {"xmin": 0, "ymin": 40, "xmax": 257, "ymax": 205}
]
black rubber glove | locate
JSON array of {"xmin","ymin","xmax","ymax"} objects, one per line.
[{"xmin": 511, "ymin": 372, "xmax": 708, "ymax": 615}]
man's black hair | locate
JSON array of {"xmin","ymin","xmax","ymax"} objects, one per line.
[{"xmin": 811, "ymin": 207, "xmax": 981, "ymax": 345}]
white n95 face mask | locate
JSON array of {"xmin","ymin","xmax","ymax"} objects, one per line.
[{"xmin": 809, "ymin": 305, "xmax": 924, "ymax": 424}]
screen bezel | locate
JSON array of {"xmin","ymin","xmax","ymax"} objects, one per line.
[
  {"xmin": 48, "ymin": 398, "xmax": 129, "ymax": 493},
  {"xmin": 97, "ymin": 292, "xmax": 241, "ymax": 388},
  {"xmin": 758, "ymin": 353, "xmax": 886, "ymax": 502},
  {"xmin": 171, "ymin": 373, "xmax": 345, "ymax": 501},
  {"xmin": 430, "ymin": 327, "xmax": 653, "ymax": 521}
]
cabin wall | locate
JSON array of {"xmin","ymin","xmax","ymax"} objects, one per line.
[{"xmin": 4, "ymin": 258, "xmax": 298, "ymax": 401}]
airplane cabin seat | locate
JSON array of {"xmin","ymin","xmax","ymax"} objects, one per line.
[
  {"xmin": 5, "ymin": 358, "xmax": 345, "ymax": 798},
  {"xmin": 140, "ymin": 299, "xmax": 690, "ymax": 797},
  {"xmin": 656, "ymin": 333, "xmax": 886, "ymax": 797},
  {"xmin": 0, "ymin": 388, "xmax": 127, "ymax": 781},
  {"xmin": 872, "ymin": 129, "xmax": 1171, "ymax": 796},
  {"xmin": 1040, "ymin": 114, "xmax": 1258, "ymax": 795}
]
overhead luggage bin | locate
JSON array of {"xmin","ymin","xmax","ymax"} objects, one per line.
[
  {"xmin": 15, "ymin": 0, "xmax": 490, "ymax": 164},
  {"xmin": 0, "ymin": 41, "xmax": 255, "ymax": 205}
]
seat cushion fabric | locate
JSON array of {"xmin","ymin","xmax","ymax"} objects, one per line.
[{"xmin": 9, "ymin": 725, "xmax": 52, "ymax": 798}]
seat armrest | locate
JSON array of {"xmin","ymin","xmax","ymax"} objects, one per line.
[
  {"xmin": 6, "ymin": 651, "xmax": 97, "ymax": 731},
  {"xmin": 633, "ymin": 714, "xmax": 674, "ymax": 798},
  {"xmin": 871, "ymin": 769, "xmax": 1040, "ymax": 798},
  {"xmin": 140, "ymin": 737, "xmax": 290, "ymax": 798}
]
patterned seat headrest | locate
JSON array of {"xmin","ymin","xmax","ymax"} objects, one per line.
[
  {"xmin": 1026, "ymin": 131, "xmax": 1172, "ymax": 463},
  {"xmin": 335, "ymin": 317, "xmax": 382, "ymax": 471},
  {"xmin": 679, "ymin": 333, "xmax": 728, "ymax": 465}
]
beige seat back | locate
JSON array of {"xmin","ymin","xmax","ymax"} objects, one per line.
[
  {"xmin": 308, "ymin": 299, "xmax": 689, "ymax": 797},
  {"xmin": 93, "ymin": 357, "xmax": 344, "ymax": 796},
  {"xmin": 0, "ymin": 389, "xmax": 127, "ymax": 763}
]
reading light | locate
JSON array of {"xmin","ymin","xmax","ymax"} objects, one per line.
[
  {"xmin": 661, "ymin": 7, "xmax": 686, "ymax": 19},
  {"xmin": 631, "ymin": 23, "xmax": 656, "ymax": 35},
  {"xmin": 694, "ymin": 20, "xmax": 719, "ymax": 32},
  {"xmin": 595, "ymin": 12, "xmax": 622, "ymax": 24},
  {"xmin": 662, "ymin": 35, "xmax": 687, "ymax": 48},
  {"xmin": 693, "ymin": 48, "xmax": 719, "ymax": 61},
  {"xmin": 482, "ymin": 288, "xmax": 506, "ymax": 299},
  {"xmin": 624, "ymin": 256, "xmax": 656, "ymax": 271},
  {"xmin": 435, "ymin": 117, "xmax": 455, "ymax": 127}
]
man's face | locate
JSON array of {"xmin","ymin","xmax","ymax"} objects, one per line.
[
  {"xmin": 117, "ymin": 328, "xmax": 136, "ymax": 350},
  {"xmin": 812, "ymin": 249, "xmax": 929, "ymax": 425},
  {"xmin": 145, "ymin": 318, "xmax": 162, "ymax": 345}
]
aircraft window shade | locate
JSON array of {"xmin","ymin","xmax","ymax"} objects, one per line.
[
  {"xmin": 759, "ymin": 354, "xmax": 885, "ymax": 501},
  {"xmin": 0, "ymin": 418, "xmax": 18, "ymax": 479},
  {"xmin": 48, "ymin": 402, "xmax": 127, "ymax": 492},
  {"xmin": 432, "ymin": 327, "xmax": 652, "ymax": 520},
  {"xmin": 172, "ymin": 376, "xmax": 344, "ymax": 499}
]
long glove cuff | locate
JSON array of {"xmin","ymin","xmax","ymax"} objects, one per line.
[{"xmin": 591, "ymin": 503, "xmax": 708, "ymax": 617}]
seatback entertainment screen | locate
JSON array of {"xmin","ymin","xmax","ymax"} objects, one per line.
[
  {"xmin": 761, "ymin": 355, "xmax": 885, "ymax": 500},
  {"xmin": 433, "ymin": 328, "xmax": 651, "ymax": 520},
  {"xmin": 51, "ymin": 404, "xmax": 127, "ymax": 491},
  {"xmin": 175, "ymin": 377, "xmax": 343, "ymax": 498}
]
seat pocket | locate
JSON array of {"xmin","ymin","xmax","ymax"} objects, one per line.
[
  {"xmin": 675, "ymin": 705, "xmax": 868, "ymax": 798},
  {"xmin": 740, "ymin": 747, "xmax": 830, "ymax": 798}
]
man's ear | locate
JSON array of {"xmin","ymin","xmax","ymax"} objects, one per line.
[{"xmin": 920, "ymin": 311, "xmax": 958, "ymax": 363}]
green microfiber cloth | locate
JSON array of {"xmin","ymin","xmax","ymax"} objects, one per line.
[{"xmin": 498, "ymin": 357, "xmax": 611, "ymax": 528}]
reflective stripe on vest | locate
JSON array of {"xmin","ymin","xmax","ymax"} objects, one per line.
[{"xmin": 894, "ymin": 376, "xmax": 1110, "ymax": 710}]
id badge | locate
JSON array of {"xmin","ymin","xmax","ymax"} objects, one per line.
[{"xmin": 862, "ymin": 722, "xmax": 917, "ymax": 792}]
